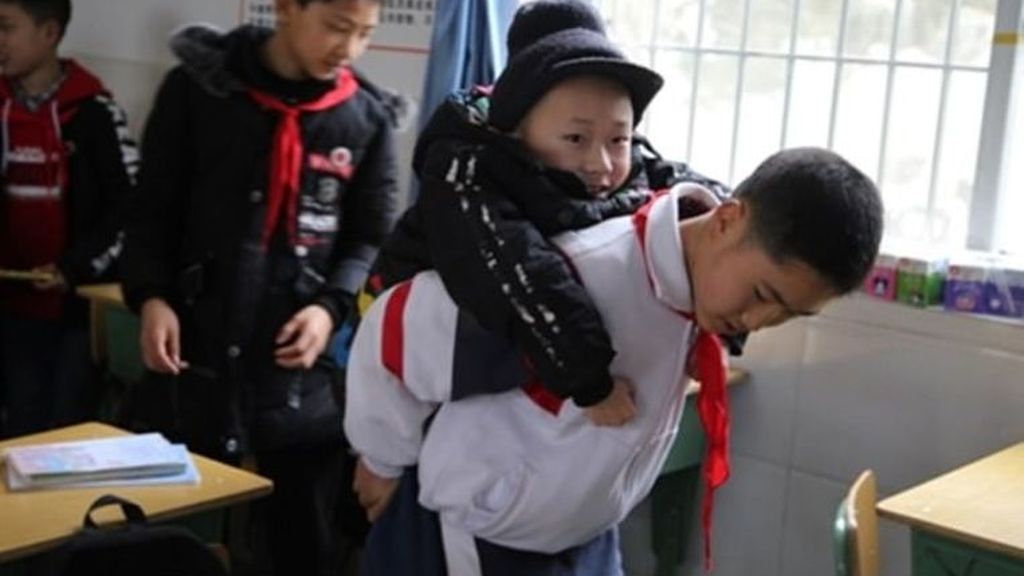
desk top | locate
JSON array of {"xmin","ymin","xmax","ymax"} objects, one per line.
[
  {"xmin": 75, "ymin": 283, "xmax": 125, "ymax": 308},
  {"xmin": 0, "ymin": 422, "xmax": 272, "ymax": 562},
  {"xmin": 877, "ymin": 441, "xmax": 1024, "ymax": 560}
]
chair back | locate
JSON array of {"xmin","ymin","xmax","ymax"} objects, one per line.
[{"xmin": 833, "ymin": 470, "xmax": 879, "ymax": 576}]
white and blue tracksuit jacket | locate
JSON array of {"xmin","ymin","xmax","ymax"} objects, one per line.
[{"xmin": 345, "ymin": 183, "xmax": 717, "ymax": 554}]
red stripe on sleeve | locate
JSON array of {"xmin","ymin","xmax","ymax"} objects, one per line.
[{"xmin": 381, "ymin": 281, "xmax": 413, "ymax": 381}]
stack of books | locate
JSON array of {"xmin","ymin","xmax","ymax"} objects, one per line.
[{"xmin": 3, "ymin": 433, "xmax": 198, "ymax": 491}]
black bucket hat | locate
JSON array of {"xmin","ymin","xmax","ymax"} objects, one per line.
[
  {"xmin": 490, "ymin": 3, "xmax": 663, "ymax": 132},
  {"xmin": 505, "ymin": 0, "xmax": 608, "ymax": 57}
]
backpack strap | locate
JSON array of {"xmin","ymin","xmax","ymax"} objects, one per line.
[{"xmin": 82, "ymin": 494, "xmax": 147, "ymax": 529}]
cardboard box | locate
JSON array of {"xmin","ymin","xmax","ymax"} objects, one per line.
[
  {"xmin": 895, "ymin": 255, "xmax": 945, "ymax": 307},
  {"xmin": 863, "ymin": 253, "xmax": 898, "ymax": 300}
]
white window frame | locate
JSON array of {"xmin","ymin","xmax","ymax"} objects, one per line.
[
  {"xmin": 597, "ymin": 0, "xmax": 1023, "ymax": 255},
  {"xmin": 970, "ymin": 0, "xmax": 1022, "ymax": 252}
]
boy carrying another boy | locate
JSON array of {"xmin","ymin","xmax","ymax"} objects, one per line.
[
  {"xmin": 0, "ymin": 0, "xmax": 137, "ymax": 437},
  {"xmin": 346, "ymin": 147, "xmax": 883, "ymax": 575},
  {"xmin": 354, "ymin": 0, "xmax": 735, "ymax": 429},
  {"xmin": 121, "ymin": 0, "xmax": 398, "ymax": 574}
]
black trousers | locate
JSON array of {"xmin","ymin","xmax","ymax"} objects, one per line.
[{"xmin": 254, "ymin": 437, "xmax": 365, "ymax": 576}]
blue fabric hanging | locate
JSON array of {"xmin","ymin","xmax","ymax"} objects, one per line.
[
  {"xmin": 407, "ymin": 0, "xmax": 517, "ymax": 199},
  {"xmin": 418, "ymin": 0, "xmax": 518, "ymax": 133}
]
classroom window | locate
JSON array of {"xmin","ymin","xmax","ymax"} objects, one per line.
[{"xmin": 596, "ymin": 0, "xmax": 1023, "ymax": 256}]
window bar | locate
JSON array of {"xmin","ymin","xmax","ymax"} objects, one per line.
[
  {"xmin": 639, "ymin": 45, "xmax": 985, "ymax": 72},
  {"xmin": 779, "ymin": 0, "xmax": 804, "ymax": 149},
  {"xmin": 826, "ymin": 0, "xmax": 853, "ymax": 150},
  {"xmin": 642, "ymin": 0, "xmax": 664, "ymax": 136},
  {"xmin": 685, "ymin": 0, "xmax": 709, "ymax": 161},
  {"xmin": 924, "ymin": 0, "xmax": 961, "ymax": 242},
  {"xmin": 875, "ymin": 0, "xmax": 906, "ymax": 187},
  {"xmin": 646, "ymin": 0, "xmax": 662, "ymax": 63},
  {"xmin": 727, "ymin": 0, "xmax": 755, "ymax": 183},
  {"xmin": 967, "ymin": 0, "xmax": 1023, "ymax": 251},
  {"xmin": 626, "ymin": 43, "xmax": 987, "ymax": 70}
]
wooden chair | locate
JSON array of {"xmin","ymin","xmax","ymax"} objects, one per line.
[{"xmin": 833, "ymin": 470, "xmax": 880, "ymax": 576}]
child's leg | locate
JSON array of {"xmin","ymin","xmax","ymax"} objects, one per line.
[
  {"xmin": 361, "ymin": 467, "xmax": 446, "ymax": 576},
  {"xmin": 255, "ymin": 436, "xmax": 351, "ymax": 576},
  {"xmin": 0, "ymin": 314, "xmax": 59, "ymax": 435},
  {"xmin": 50, "ymin": 325, "xmax": 94, "ymax": 427}
]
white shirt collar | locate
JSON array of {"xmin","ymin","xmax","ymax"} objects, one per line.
[{"xmin": 641, "ymin": 183, "xmax": 720, "ymax": 313}]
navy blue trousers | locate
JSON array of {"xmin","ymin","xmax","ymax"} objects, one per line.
[{"xmin": 361, "ymin": 468, "xmax": 622, "ymax": 576}]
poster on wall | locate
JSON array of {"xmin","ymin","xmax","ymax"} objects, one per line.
[
  {"xmin": 239, "ymin": 0, "xmax": 435, "ymax": 46},
  {"xmin": 373, "ymin": 0, "xmax": 435, "ymax": 52},
  {"xmin": 240, "ymin": 0, "xmax": 275, "ymax": 28}
]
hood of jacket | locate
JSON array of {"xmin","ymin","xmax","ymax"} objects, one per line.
[{"xmin": 169, "ymin": 23, "xmax": 262, "ymax": 98}]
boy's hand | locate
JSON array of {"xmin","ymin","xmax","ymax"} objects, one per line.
[
  {"xmin": 274, "ymin": 304, "xmax": 333, "ymax": 369},
  {"xmin": 584, "ymin": 377, "xmax": 637, "ymax": 427},
  {"xmin": 30, "ymin": 263, "xmax": 65, "ymax": 291},
  {"xmin": 353, "ymin": 458, "xmax": 399, "ymax": 523},
  {"xmin": 140, "ymin": 298, "xmax": 188, "ymax": 374}
]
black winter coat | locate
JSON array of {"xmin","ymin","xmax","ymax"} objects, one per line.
[
  {"xmin": 373, "ymin": 89, "xmax": 676, "ymax": 407},
  {"xmin": 121, "ymin": 25, "xmax": 400, "ymax": 455}
]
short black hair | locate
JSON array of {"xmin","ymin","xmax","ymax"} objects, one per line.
[
  {"xmin": 734, "ymin": 147, "xmax": 884, "ymax": 295},
  {"xmin": 0, "ymin": 0, "xmax": 71, "ymax": 39}
]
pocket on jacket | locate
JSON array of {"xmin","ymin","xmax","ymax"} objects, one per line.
[{"xmin": 459, "ymin": 460, "xmax": 529, "ymax": 535}]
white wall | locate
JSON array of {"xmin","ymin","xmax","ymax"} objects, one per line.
[
  {"xmin": 621, "ymin": 296, "xmax": 1024, "ymax": 576},
  {"xmin": 62, "ymin": 0, "xmax": 238, "ymax": 135}
]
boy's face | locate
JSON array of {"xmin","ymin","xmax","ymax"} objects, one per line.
[
  {"xmin": 516, "ymin": 75, "xmax": 634, "ymax": 197},
  {"xmin": 0, "ymin": 3, "xmax": 59, "ymax": 79},
  {"xmin": 688, "ymin": 201, "xmax": 837, "ymax": 335},
  {"xmin": 276, "ymin": 0, "xmax": 379, "ymax": 80}
]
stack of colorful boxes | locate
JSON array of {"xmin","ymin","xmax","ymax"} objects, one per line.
[
  {"xmin": 863, "ymin": 250, "xmax": 1023, "ymax": 320},
  {"xmin": 944, "ymin": 254, "xmax": 1023, "ymax": 319}
]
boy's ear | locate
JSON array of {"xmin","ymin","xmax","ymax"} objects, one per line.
[
  {"xmin": 40, "ymin": 19, "xmax": 62, "ymax": 47},
  {"xmin": 274, "ymin": 0, "xmax": 298, "ymax": 23},
  {"xmin": 711, "ymin": 199, "xmax": 748, "ymax": 241}
]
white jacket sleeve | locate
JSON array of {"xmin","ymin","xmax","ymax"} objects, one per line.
[{"xmin": 343, "ymin": 273, "xmax": 460, "ymax": 479}]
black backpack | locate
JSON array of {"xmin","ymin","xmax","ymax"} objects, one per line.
[{"xmin": 29, "ymin": 494, "xmax": 228, "ymax": 576}]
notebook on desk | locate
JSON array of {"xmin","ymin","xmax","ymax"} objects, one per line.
[{"xmin": 2, "ymin": 433, "xmax": 198, "ymax": 491}]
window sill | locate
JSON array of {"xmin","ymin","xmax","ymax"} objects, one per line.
[{"xmin": 817, "ymin": 293, "xmax": 1024, "ymax": 356}]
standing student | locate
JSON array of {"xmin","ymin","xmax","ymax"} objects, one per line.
[
  {"xmin": 121, "ymin": 1, "xmax": 398, "ymax": 574},
  {"xmin": 0, "ymin": 0, "xmax": 137, "ymax": 437}
]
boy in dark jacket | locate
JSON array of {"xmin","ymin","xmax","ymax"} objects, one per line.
[
  {"xmin": 361, "ymin": 0, "xmax": 725, "ymax": 425},
  {"xmin": 120, "ymin": 0, "xmax": 398, "ymax": 574},
  {"xmin": 0, "ymin": 0, "xmax": 137, "ymax": 437}
]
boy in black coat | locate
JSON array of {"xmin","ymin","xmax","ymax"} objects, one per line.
[{"xmin": 121, "ymin": 1, "xmax": 399, "ymax": 574}]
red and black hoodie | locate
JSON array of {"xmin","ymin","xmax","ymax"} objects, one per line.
[{"xmin": 0, "ymin": 59, "xmax": 137, "ymax": 321}]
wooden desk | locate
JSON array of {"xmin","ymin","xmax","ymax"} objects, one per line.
[
  {"xmin": 75, "ymin": 283, "xmax": 125, "ymax": 308},
  {"xmin": 877, "ymin": 442, "xmax": 1024, "ymax": 575},
  {"xmin": 0, "ymin": 422, "xmax": 272, "ymax": 563},
  {"xmin": 75, "ymin": 283, "xmax": 126, "ymax": 365}
]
